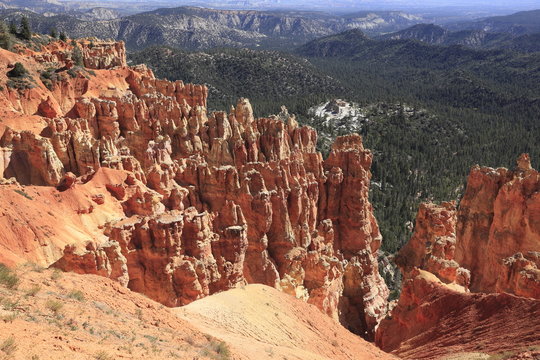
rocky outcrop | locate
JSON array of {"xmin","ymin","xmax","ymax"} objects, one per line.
[
  {"xmin": 0, "ymin": 129, "xmax": 65, "ymax": 186},
  {"xmin": 376, "ymin": 154, "xmax": 540, "ymax": 357},
  {"xmin": 320, "ymin": 135, "xmax": 389, "ymax": 338},
  {"xmin": 456, "ymin": 154, "xmax": 540, "ymax": 296},
  {"xmin": 0, "ymin": 40, "xmax": 387, "ymax": 338},
  {"xmin": 500, "ymin": 251, "xmax": 540, "ymax": 298},
  {"xmin": 387, "ymin": 154, "xmax": 540, "ymax": 298},
  {"xmin": 0, "ymin": 147, "xmax": 12, "ymax": 179},
  {"xmin": 376, "ymin": 269, "xmax": 540, "ymax": 359},
  {"xmin": 92, "ymin": 207, "xmax": 249, "ymax": 307},
  {"xmin": 80, "ymin": 40, "xmax": 127, "ymax": 69},
  {"xmin": 52, "ymin": 240, "xmax": 129, "ymax": 286},
  {"xmin": 396, "ymin": 201, "xmax": 470, "ymax": 288},
  {"xmin": 30, "ymin": 39, "xmax": 127, "ymax": 70}
]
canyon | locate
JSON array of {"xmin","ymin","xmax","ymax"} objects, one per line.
[
  {"xmin": 0, "ymin": 38, "xmax": 387, "ymax": 340},
  {"xmin": 0, "ymin": 37, "xmax": 539, "ymax": 359},
  {"xmin": 377, "ymin": 155, "xmax": 540, "ymax": 358}
]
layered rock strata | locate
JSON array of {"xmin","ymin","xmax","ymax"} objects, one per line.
[
  {"xmin": 376, "ymin": 269, "xmax": 540, "ymax": 359},
  {"xmin": 376, "ymin": 155, "xmax": 540, "ymax": 357},
  {"xmin": 456, "ymin": 153, "xmax": 540, "ymax": 297},
  {"xmin": 395, "ymin": 201, "xmax": 470, "ymax": 289},
  {"xmin": 0, "ymin": 40, "xmax": 387, "ymax": 337}
]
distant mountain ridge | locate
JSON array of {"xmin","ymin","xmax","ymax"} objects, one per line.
[
  {"xmin": 0, "ymin": 6, "xmax": 425, "ymax": 50},
  {"xmin": 0, "ymin": 0, "xmax": 66, "ymax": 13},
  {"xmin": 75, "ymin": 7, "xmax": 121, "ymax": 21},
  {"xmin": 379, "ymin": 23, "xmax": 540, "ymax": 53},
  {"xmin": 2, "ymin": 6, "xmax": 538, "ymax": 52},
  {"xmin": 448, "ymin": 9, "xmax": 540, "ymax": 35}
]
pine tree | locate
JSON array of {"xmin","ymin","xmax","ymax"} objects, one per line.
[
  {"xmin": 7, "ymin": 62, "xmax": 28, "ymax": 78},
  {"xmin": 0, "ymin": 20, "xmax": 11, "ymax": 50},
  {"xmin": 59, "ymin": 32, "xmax": 67, "ymax": 42},
  {"xmin": 8, "ymin": 21, "xmax": 17, "ymax": 35},
  {"xmin": 19, "ymin": 16, "xmax": 31, "ymax": 40},
  {"xmin": 72, "ymin": 45, "xmax": 83, "ymax": 66},
  {"xmin": 50, "ymin": 28, "xmax": 58, "ymax": 39}
]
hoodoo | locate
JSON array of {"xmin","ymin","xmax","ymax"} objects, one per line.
[
  {"xmin": 376, "ymin": 155, "xmax": 540, "ymax": 358},
  {"xmin": 456, "ymin": 154, "xmax": 540, "ymax": 298},
  {"xmin": 2, "ymin": 35, "xmax": 539, "ymax": 360},
  {"xmin": 0, "ymin": 39, "xmax": 387, "ymax": 338}
]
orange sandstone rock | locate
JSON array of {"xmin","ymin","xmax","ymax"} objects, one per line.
[
  {"xmin": 0, "ymin": 40, "xmax": 387, "ymax": 337},
  {"xmin": 396, "ymin": 201, "xmax": 470, "ymax": 288},
  {"xmin": 456, "ymin": 155, "xmax": 540, "ymax": 296},
  {"xmin": 376, "ymin": 154, "xmax": 540, "ymax": 357},
  {"xmin": 376, "ymin": 269, "xmax": 540, "ymax": 359}
]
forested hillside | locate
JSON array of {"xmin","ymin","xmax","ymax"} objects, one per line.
[
  {"xmin": 130, "ymin": 28, "xmax": 540, "ymax": 253},
  {"xmin": 300, "ymin": 30, "xmax": 540, "ymax": 251},
  {"xmin": 447, "ymin": 9, "xmax": 540, "ymax": 35},
  {"xmin": 129, "ymin": 46, "xmax": 345, "ymax": 116},
  {"xmin": 379, "ymin": 23, "xmax": 540, "ymax": 53}
]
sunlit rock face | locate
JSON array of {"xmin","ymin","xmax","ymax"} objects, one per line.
[
  {"xmin": 376, "ymin": 154, "xmax": 540, "ymax": 358},
  {"xmin": 0, "ymin": 39, "xmax": 387, "ymax": 338},
  {"xmin": 456, "ymin": 154, "xmax": 540, "ymax": 297}
]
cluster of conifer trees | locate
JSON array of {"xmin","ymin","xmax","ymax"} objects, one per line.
[
  {"xmin": 0, "ymin": 16, "xmax": 69, "ymax": 50},
  {"xmin": 0, "ymin": 16, "xmax": 32, "ymax": 49}
]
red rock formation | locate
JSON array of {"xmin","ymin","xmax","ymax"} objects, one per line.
[
  {"xmin": 499, "ymin": 251, "xmax": 540, "ymax": 298},
  {"xmin": 376, "ymin": 155, "xmax": 540, "ymax": 357},
  {"xmin": 396, "ymin": 201, "xmax": 470, "ymax": 288},
  {"xmin": 80, "ymin": 40, "xmax": 127, "ymax": 69},
  {"xmin": 320, "ymin": 135, "xmax": 389, "ymax": 339},
  {"xmin": 0, "ymin": 129, "xmax": 65, "ymax": 186},
  {"xmin": 376, "ymin": 269, "xmax": 540, "ymax": 359},
  {"xmin": 52, "ymin": 240, "xmax": 129, "ymax": 286},
  {"xmin": 456, "ymin": 154, "xmax": 540, "ymax": 296},
  {"xmin": 27, "ymin": 38, "xmax": 127, "ymax": 70},
  {"xmin": 0, "ymin": 40, "xmax": 387, "ymax": 337},
  {"xmin": 37, "ymin": 96, "xmax": 60, "ymax": 118}
]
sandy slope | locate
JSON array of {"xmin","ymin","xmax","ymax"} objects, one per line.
[
  {"xmin": 0, "ymin": 168, "xmax": 130, "ymax": 267},
  {"xmin": 0, "ymin": 267, "xmax": 394, "ymax": 360},
  {"xmin": 176, "ymin": 284, "xmax": 396, "ymax": 360},
  {"xmin": 0, "ymin": 266, "xmax": 236, "ymax": 360}
]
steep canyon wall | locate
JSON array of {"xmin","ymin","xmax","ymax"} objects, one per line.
[{"xmin": 0, "ymin": 39, "xmax": 388, "ymax": 338}]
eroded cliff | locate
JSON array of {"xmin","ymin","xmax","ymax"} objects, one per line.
[
  {"xmin": 377, "ymin": 155, "xmax": 540, "ymax": 358},
  {"xmin": 456, "ymin": 153, "xmax": 540, "ymax": 297},
  {"xmin": 0, "ymin": 39, "xmax": 387, "ymax": 338}
]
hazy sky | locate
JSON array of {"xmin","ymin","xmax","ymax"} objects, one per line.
[
  {"xmin": 99, "ymin": 0, "xmax": 538, "ymax": 5},
  {"xmin": 60, "ymin": 0, "xmax": 540, "ymax": 14},
  {"xmin": 161, "ymin": 0, "xmax": 539, "ymax": 6},
  {"xmin": 153, "ymin": 0, "xmax": 540, "ymax": 12},
  {"xmin": 296, "ymin": 0, "xmax": 536, "ymax": 8}
]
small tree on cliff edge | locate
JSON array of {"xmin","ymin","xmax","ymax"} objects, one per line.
[
  {"xmin": 7, "ymin": 62, "xmax": 28, "ymax": 78},
  {"xmin": 8, "ymin": 21, "xmax": 17, "ymax": 35},
  {"xmin": 72, "ymin": 45, "xmax": 83, "ymax": 66},
  {"xmin": 59, "ymin": 32, "xmax": 67, "ymax": 42},
  {"xmin": 0, "ymin": 21, "xmax": 12, "ymax": 50},
  {"xmin": 50, "ymin": 27, "xmax": 58, "ymax": 39},
  {"xmin": 19, "ymin": 16, "xmax": 31, "ymax": 40}
]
